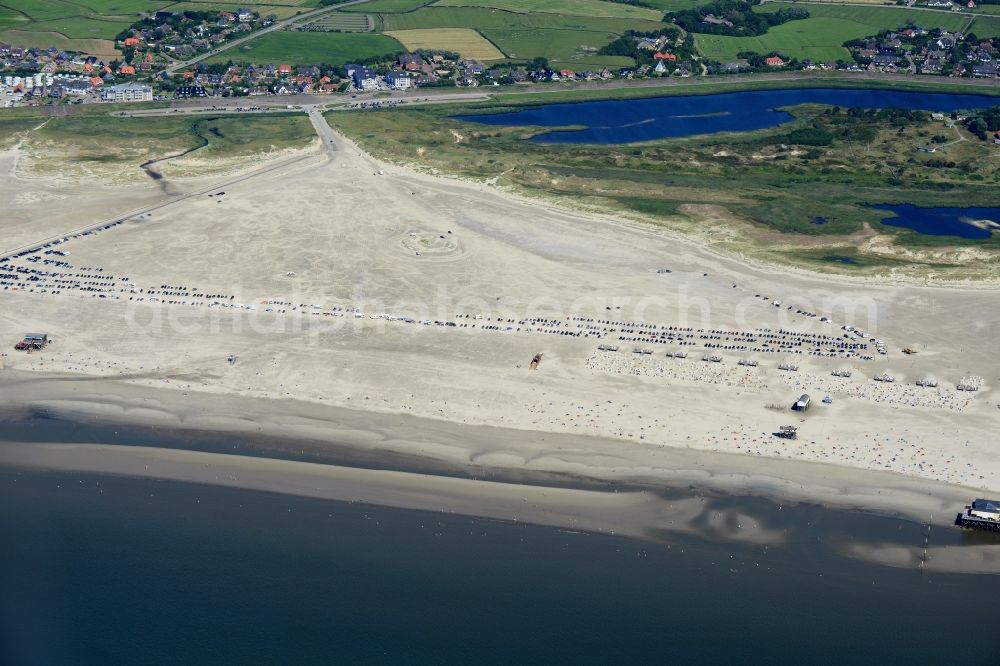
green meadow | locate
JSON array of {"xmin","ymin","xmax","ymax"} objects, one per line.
[
  {"xmin": 698, "ymin": 3, "xmax": 974, "ymax": 62},
  {"xmin": 381, "ymin": 6, "xmax": 665, "ymax": 32},
  {"xmin": 206, "ymin": 30, "xmax": 404, "ymax": 65},
  {"xmin": 430, "ymin": 0, "xmax": 663, "ymax": 20},
  {"xmin": 483, "ymin": 27, "xmax": 636, "ymax": 67}
]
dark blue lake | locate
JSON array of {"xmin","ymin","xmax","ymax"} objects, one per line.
[
  {"xmin": 873, "ymin": 204, "xmax": 1000, "ymax": 239},
  {"xmin": 3, "ymin": 415, "xmax": 1000, "ymax": 663},
  {"xmin": 456, "ymin": 88, "xmax": 1000, "ymax": 143}
]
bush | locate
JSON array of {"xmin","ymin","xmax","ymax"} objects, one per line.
[{"xmin": 784, "ymin": 126, "xmax": 834, "ymax": 146}]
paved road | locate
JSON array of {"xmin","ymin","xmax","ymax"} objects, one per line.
[
  {"xmin": 306, "ymin": 105, "xmax": 339, "ymax": 153},
  {"xmin": 118, "ymin": 91, "xmax": 492, "ymax": 119},
  {"xmin": 164, "ymin": 0, "xmax": 376, "ymax": 75}
]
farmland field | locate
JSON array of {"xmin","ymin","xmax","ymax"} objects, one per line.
[
  {"xmin": 1, "ymin": 0, "xmax": 84, "ymax": 21},
  {"xmin": 698, "ymin": 4, "xmax": 974, "ymax": 61},
  {"xmin": 20, "ymin": 16, "xmax": 134, "ymax": 38},
  {"xmin": 304, "ymin": 12, "xmax": 372, "ymax": 31},
  {"xmin": 430, "ymin": 0, "xmax": 664, "ymax": 20},
  {"xmin": 0, "ymin": 30, "xmax": 119, "ymax": 53},
  {"xmin": 341, "ymin": 0, "xmax": 434, "ymax": 11},
  {"xmin": 0, "ymin": 5, "xmax": 27, "ymax": 29},
  {"xmin": 757, "ymin": 3, "xmax": 972, "ymax": 32},
  {"xmin": 163, "ymin": 4, "xmax": 305, "ymax": 19},
  {"xmin": 483, "ymin": 27, "xmax": 636, "ymax": 67},
  {"xmin": 60, "ymin": 0, "xmax": 170, "ymax": 12},
  {"xmin": 968, "ymin": 14, "xmax": 1000, "ymax": 37},
  {"xmin": 205, "ymin": 29, "xmax": 404, "ymax": 65},
  {"xmin": 386, "ymin": 27, "xmax": 503, "ymax": 58},
  {"xmin": 381, "ymin": 7, "xmax": 666, "ymax": 32},
  {"xmin": 697, "ymin": 18, "xmax": 867, "ymax": 61},
  {"xmin": 0, "ymin": 0, "xmax": 143, "ymax": 50},
  {"xmin": 643, "ymin": 0, "xmax": 704, "ymax": 9},
  {"xmin": 163, "ymin": 0, "xmax": 319, "ymax": 6}
]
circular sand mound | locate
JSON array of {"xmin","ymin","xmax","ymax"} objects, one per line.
[{"xmin": 398, "ymin": 231, "xmax": 464, "ymax": 260}]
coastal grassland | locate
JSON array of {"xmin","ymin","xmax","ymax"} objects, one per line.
[
  {"xmin": 429, "ymin": 0, "xmax": 664, "ymax": 20},
  {"xmin": 482, "ymin": 28, "xmax": 637, "ymax": 68},
  {"xmin": 386, "ymin": 27, "xmax": 503, "ymax": 59},
  {"xmin": 9, "ymin": 110, "xmax": 314, "ymax": 180},
  {"xmin": 205, "ymin": 30, "xmax": 404, "ymax": 65},
  {"xmin": 380, "ymin": 7, "xmax": 666, "ymax": 32},
  {"xmin": 775, "ymin": 247, "xmax": 938, "ymax": 273},
  {"xmin": 490, "ymin": 74, "xmax": 1000, "ymax": 105},
  {"xmin": 325, "ymin": 97, "xmax": 1000, "ymax": 270},
  {"xmin": 0, "ymin": 115, "xmax": 46, "ymax": 148}
]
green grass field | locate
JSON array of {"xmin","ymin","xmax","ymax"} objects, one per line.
[
  {"xmin": 305, "ymin": 12, "xmax": 371, "ymax": 30},
  {"xmin": 697, "ymin": 18, "xmax": 865, "ymax": 61},
  {"xmin": 163, "ymin": 3, "xmax": 307, "ymax": 19},
  {"xmin": 0, "ymin": 0, "xmax": 322, "ymax": 49},
  {"xmin": 341, "ymin": 0, "xmax": 434, "ymax": 11},
  {"xmin": 0, "ymin": 0, "xmax": 149, "ymax": 50},
  {"xmin": 641, "ymin": 0, "xmax": 704, "ymax": 9},
  {"xmin": 382, "ymin": 7, "xmax": 665, "ymax": 32},
  {"xmin": 430, "ymin": 0, "xmax": 663, "ymax": 20},
  {"xmin": 65, "ymin": 0, "xmax": 170, "ymax": 12},
  {"xmin": 758, "ymin": 2, "xmax": 972, "ymax": 31},
  {"xmin": 698, "ymin": 4, "xmax": 974, "ymax": 61},
  {"xmin": 206, "ymin": 29, "xmax": 404, "ymax": 65},
  {"xmin": 968, "ymin": 14, "xmax": 1000, "ymax": 37},
  {"xmin": 483, "ymin": 27, "xmax": 636, "ymax": 67},
  {"xmin": 0, "ymin": 5, "xmax": 28, "ymax": 29},
  {"xmin": 22, "ymin": 15, "xmax": 135, "ymax": 38}
]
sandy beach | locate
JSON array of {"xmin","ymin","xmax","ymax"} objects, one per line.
[{"xmin": 1, "ymin": 114, "xmax": 999, "ymax": 562}]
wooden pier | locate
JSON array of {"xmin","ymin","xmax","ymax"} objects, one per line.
[
  {"xmin": 956, "ymin": 514, "xmax": 1000, "ymax": 532},
  {"xmin": 955, "ymin": 499, "xmax": 1000, "ymax": 532}
]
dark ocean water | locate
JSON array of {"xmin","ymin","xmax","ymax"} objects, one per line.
[
  {"xmin": 872, "ymin": 203, "xmax": 1000, "ymax": 239},
  {"xmin": 2, "ymin": 416, "xmax": 1000, "ymax": 664},
  {"xmin": 455, "ymin": 88, "xmax": 1000, "ymax": 143}
]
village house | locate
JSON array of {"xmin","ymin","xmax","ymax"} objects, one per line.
[
  {"xmin": 100, "ymin": 82, "xmax": 152, "ymax": 103},
  {"xmin": 703, "ymin": 14, "xmax": 734, "ymax": 27},
  {"xmin": 385, "ymin": 70, "xmax": 410, "ymax": 90}
]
